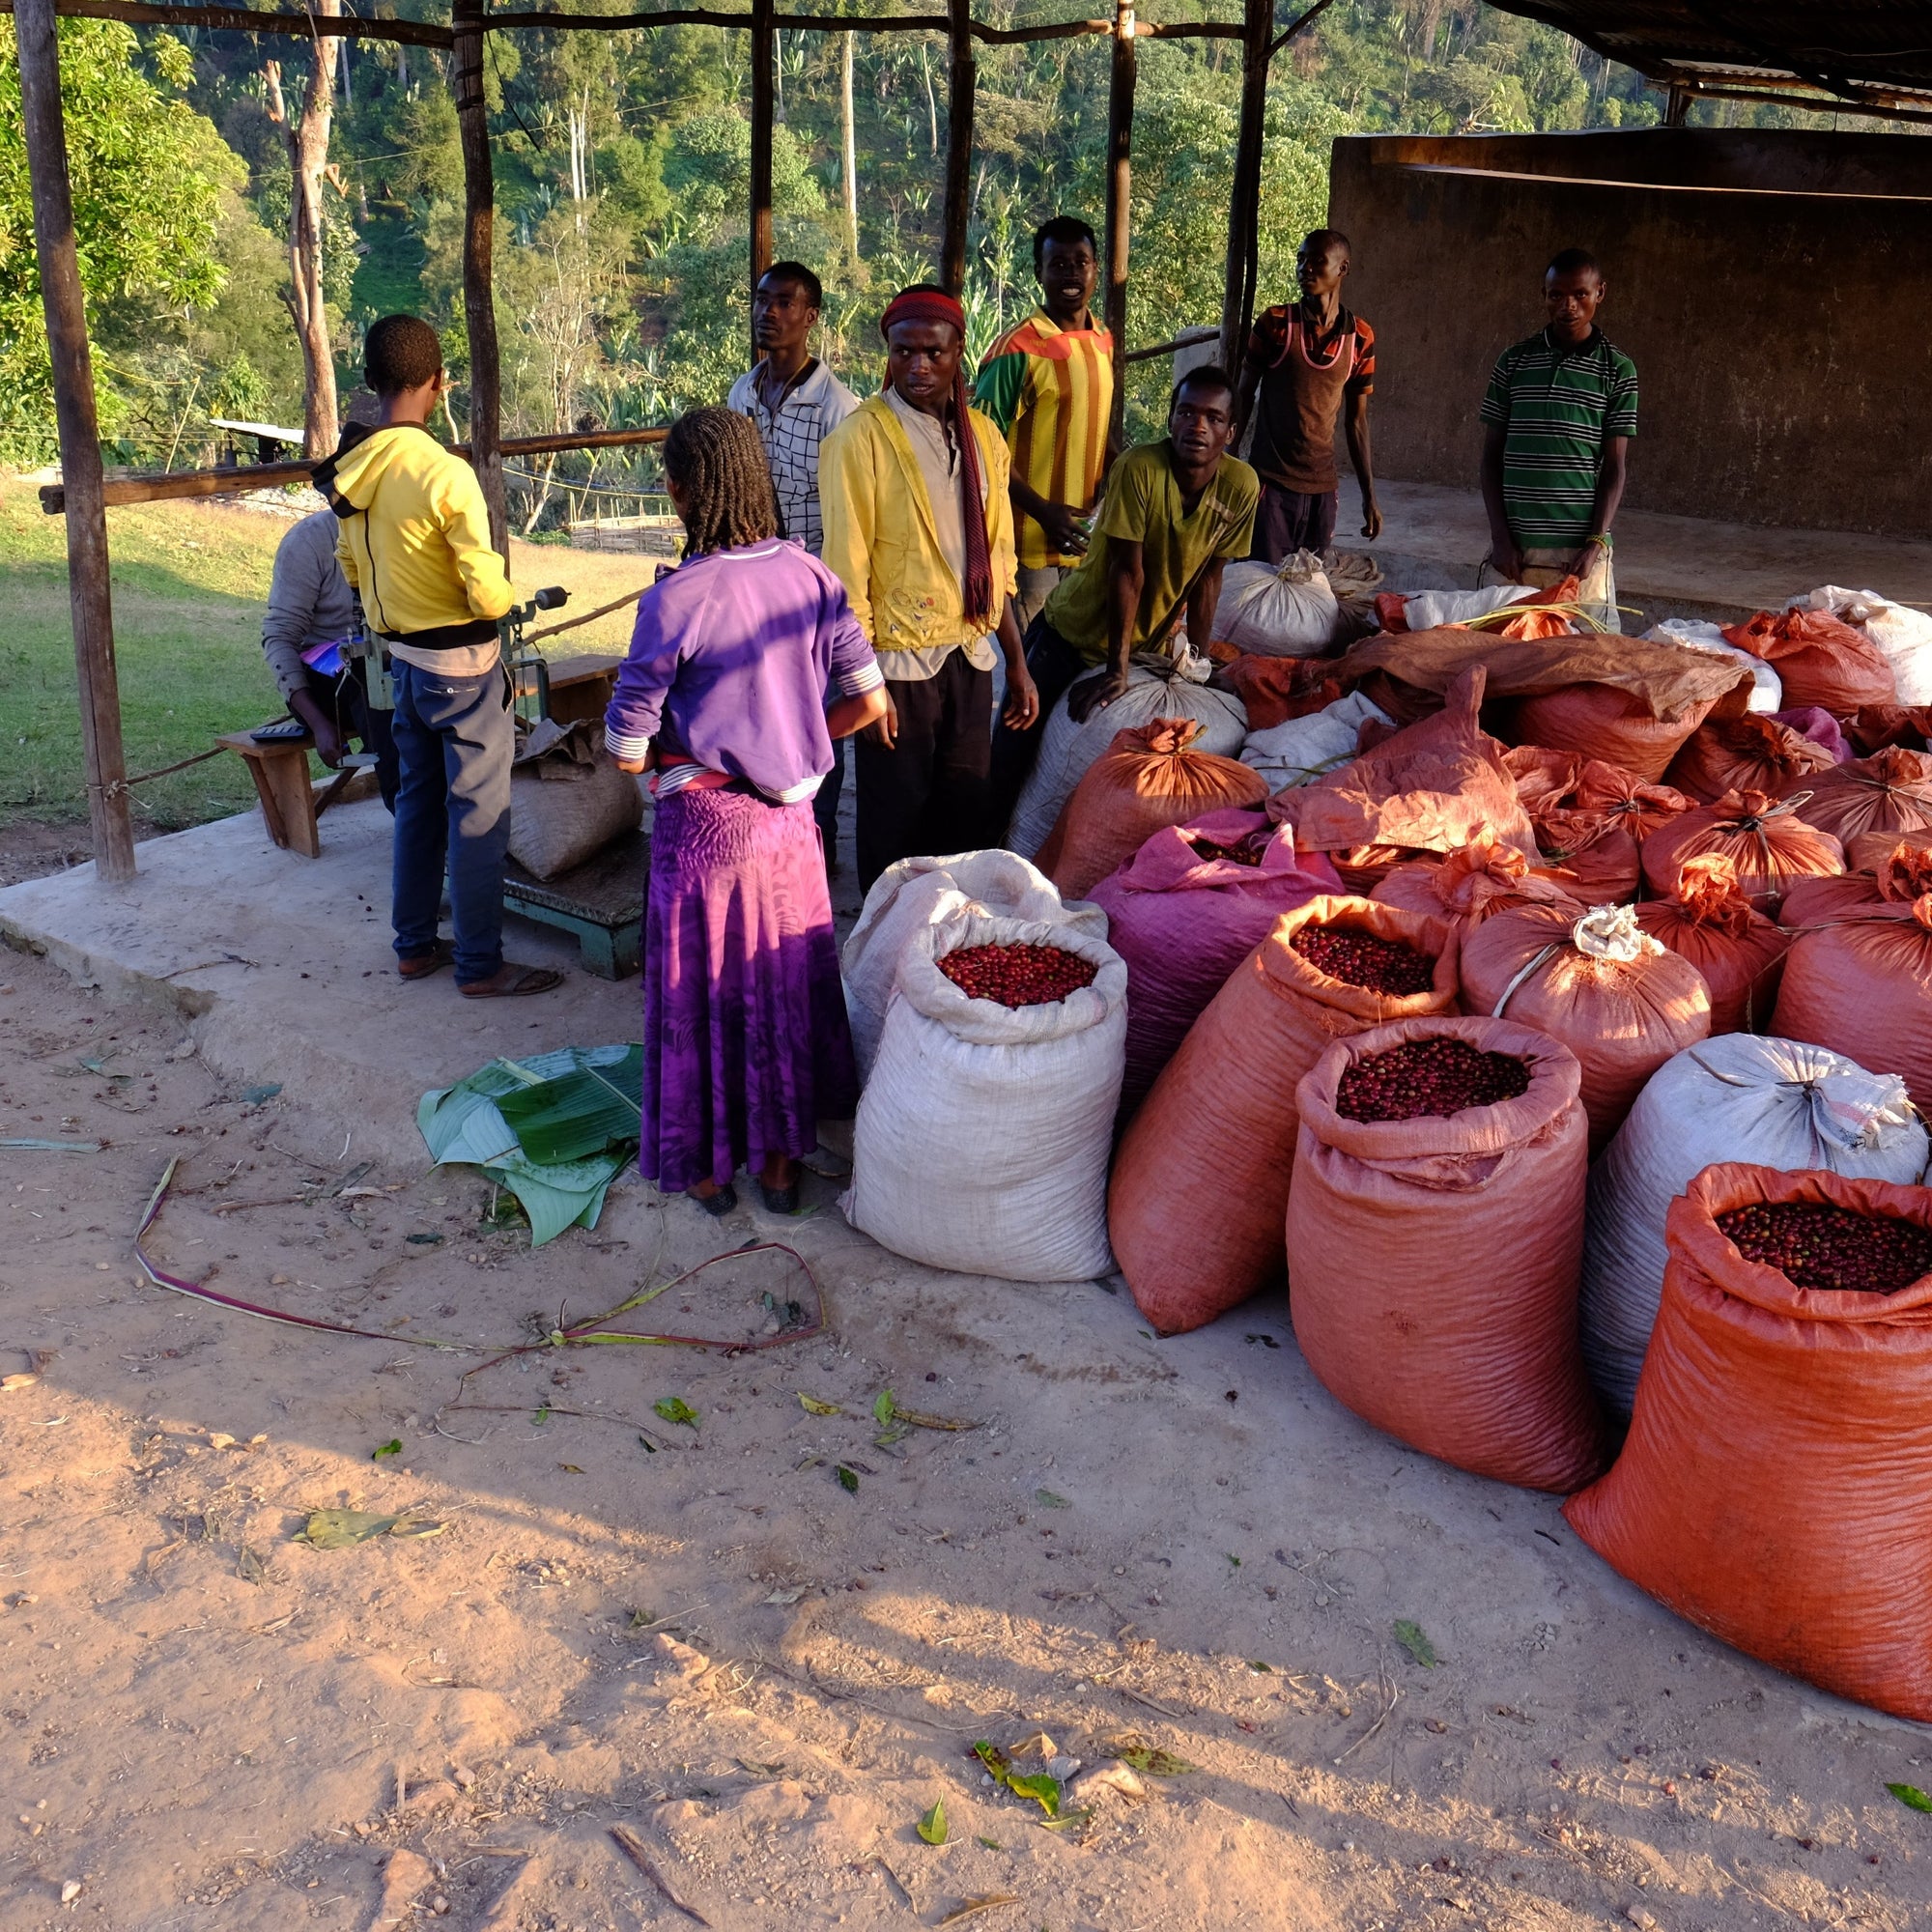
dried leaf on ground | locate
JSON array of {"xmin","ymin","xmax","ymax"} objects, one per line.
[
  {"xmin": 918, "ymin": 1798, "xmax": 948, "ymax": 1845},
  {"xmin": 237, "ymin": 1545, "xmax": 269, "ymax": 1585},
  {"xmin": 294, "ymin": 1508, "xmax": 444, "ymax": 1548},
  {"xmin": 798, "ymin": 1394, "xmax": 841, "ymax": 1415},
  {"xmin": 1, "ymin": 1374, "xmax": 40, "ymax": 1392},
  {"xmin": 1105, "ymin": 1739, "xmax": 1198, "ymax": 1776},
  {"xmin": 1394, "ymin": 1619, "xmax": 1441, "ymax": 1668},
  {"xmin": 1034, "ymin": 1489, "xmax": 1070, "ymax": 1509}
]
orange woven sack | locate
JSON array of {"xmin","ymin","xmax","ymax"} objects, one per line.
[
  {"xmin": 1635, "ymin": 854, "xmax": 1790, "ymax": 1034},
  {"xmin": 1041, "ymin": 718, "xmax": 1267, "ymax": 899},
  {"xmin": 1371, "ymin": 834, "xmax": 1578, "ymax": 935},
  {"xmin": 1662, "ymin": 714, "xmax": 1834, "ymax": 806},
  {"xmin": 1286, "ymin": 1015, "xmax": 1607, "ymax": 1492},
  {"xmin": 1268, "ymin": 666, "xmax": 1539, "ymax": 862},
  {"xmin": 1845, "ymin": 703, "xmax": 1932, "ymax": 756},
  {"xmin": 1639, "ymin": 787, "xmax": 1843, "ymax": 911},
  {"xmin": 1503, "ymin": 685, "xmax": 1714, "ymax": 784},
  {"xmin": 1721, "ymin": 609, "xmax": 1895, "ymax": 716},
  {"xmin": 1215, "ymin": 654, "xmax": 1344, "ymax": 732},
  {"xmin": 1109, "ymin": 896, "xmax": 1460, "ymax": 1336},
  {"xmin": 1772, "ymin": 895, "xmax": 1932, "ymax": 1111},
  {"xmin": 1780, "ymin": 837, "xmax": 1932, "ymax": 928},
  {"xmin": 1502, "ymin": 744, "xmax": 1583, "ymax": 820},
  {"xmin": 1460, "ymin": 902, "xmax": 1712, "ymax": 1156},
  {"xmin": 1564, "ymin": 1163, "xmax": 1932, "ymax": 1721},
  {"xmin": 1517, "ymin": 754, "xmax": 1681, "ymax": 903},
  {"xmin": 1790, "ymin": 745, "xmax": 1932, "ymax": 847}
]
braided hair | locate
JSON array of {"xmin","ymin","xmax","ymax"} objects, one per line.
[{"xmin": 664, "ymin": 407, "xmax": 780, "ymax": 559}]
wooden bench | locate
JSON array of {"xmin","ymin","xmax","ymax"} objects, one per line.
[{"xmin": 216, "ymin": 729, "xmax": 359, "ymax": 859}]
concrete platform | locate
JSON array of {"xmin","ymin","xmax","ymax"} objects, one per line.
[
  {"xmin": 1347, "ymin": 475, "xmax": 1932, "ymax": 622},
  {"xmin": 0, "ymin": 797, "xmax": 641, "ymax": 1164}
]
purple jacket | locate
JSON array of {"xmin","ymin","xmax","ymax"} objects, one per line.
[{"xmin": 605, "ymin": 539, "xmax": 883, "ymax": 804}]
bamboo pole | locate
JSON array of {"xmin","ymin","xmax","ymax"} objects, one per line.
[
  {"xmin": 940, "ymin": 0, "xmax": 976, "ymax": 296},
  {"xmin": 750, "ymin": 0, "xmax": 775, "ymax": 321},
  {"xmin": 15, "ymin": 0, "xmax": 137, "ymax": 880},
  {"xmin": 452, "ymin": 0, "xmax": 508, "ymax": 554},
  {"xmin": 39, "ymin": 429, "xmax": 673, "ymax": 516},
  {"xmin": 1102, "ymin": 0, "xmax": 1135, "ymax": 444}
]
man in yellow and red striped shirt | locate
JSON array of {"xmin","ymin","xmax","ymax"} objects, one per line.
[{"xmin": 973, "ymin": 216, "xmax": 1115, "ymax": 630}]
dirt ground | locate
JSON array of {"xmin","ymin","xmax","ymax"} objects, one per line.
[{"xmin": 2, "ymin": 939, "xmax": 1929, "ymax": 1932}]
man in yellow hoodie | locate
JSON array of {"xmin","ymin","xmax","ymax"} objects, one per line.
[
  {"xmin": 320, "ymin": 315, "xmax": 560, "ymax": 997},
  {"xmin": 819, "ymin": 287, "xmax": 1037, "ymax": 890}
]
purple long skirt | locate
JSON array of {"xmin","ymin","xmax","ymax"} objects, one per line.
[{"xmin": 642, "ymin": 786, "xmax": 858, "ymax": 1194}]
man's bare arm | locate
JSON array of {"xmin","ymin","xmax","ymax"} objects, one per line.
[{"xmin": 1480, "ymin": 421, "xmax": 1520, "ymax": 581}]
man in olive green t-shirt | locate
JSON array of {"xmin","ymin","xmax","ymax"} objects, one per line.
[{"xmin": 990, "ymin": 366, "xmax": 1258, "ymax": 819}]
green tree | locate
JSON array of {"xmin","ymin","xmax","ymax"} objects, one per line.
[{"xmin": 0, "ymin": 21, "xmax": 228, "ymax": 457}]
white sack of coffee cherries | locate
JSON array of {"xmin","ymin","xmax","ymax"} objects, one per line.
[
  {"xmin": 839, "ymin": 848, "xmax": 1106, "ymax": 1083},
  {"xmin": 844, "ymin": 910, "xmax": 1127, "ymax": 1282}
]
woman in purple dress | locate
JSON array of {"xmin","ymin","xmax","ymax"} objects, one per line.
[{"xmin": 606, "ymin": 409, "xmax": 886, "ymax": 1215}]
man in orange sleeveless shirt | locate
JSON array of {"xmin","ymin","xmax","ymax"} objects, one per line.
[{"xmin": 1234, "ymin": 228, "xmax": 1381, "ymax": 563}]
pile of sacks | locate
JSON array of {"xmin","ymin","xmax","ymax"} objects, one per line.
[{"xmin": 837, "ymin": 574, "xmax": 1932, "ymax": 1724}]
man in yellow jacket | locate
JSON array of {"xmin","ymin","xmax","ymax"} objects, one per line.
[
  {"xmin": 320, "ymin": 315, "xmax": 559, "ymax": 998},
  {"xmin": 819, "ymin": 287, "xmax": 1037, "ymax": 890}
]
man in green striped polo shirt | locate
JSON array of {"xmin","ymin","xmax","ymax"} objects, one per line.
[{"xmin": 1479, "ymin": 248, "xmax": 1635, "ymax": 632}]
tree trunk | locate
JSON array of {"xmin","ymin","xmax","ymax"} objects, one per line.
[
  {"xmin": 941, "ymin": 0, "xmax": 975, "ymax": 297},
  {"xmin": 264, "ymin": 0, "xmax": 342, "ymax": 460},
  {"xmin": 453, "ymin": 0, "xmax": 508, "ymax": 554},
  {"xmin": 840, "ymin": 33, "xmax": 860, "ymax": 261}
]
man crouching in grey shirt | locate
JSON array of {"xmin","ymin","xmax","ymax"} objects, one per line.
[{"xmin": 262, "ymin": 508, "xmax": 399, "ymax": 809}]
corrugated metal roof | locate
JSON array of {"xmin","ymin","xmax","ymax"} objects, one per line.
[{"xmin": 1487, "ymin": 3, "xmax": 1932, "ymax": 116}]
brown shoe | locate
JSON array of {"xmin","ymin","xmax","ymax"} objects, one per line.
[
  {"xmin": 398, "ymin": 940, "xmax": 455, "ymax": 980},
  {"xmin": 457, "ymin": 962, "xmax": 565, "ymax": 998}
]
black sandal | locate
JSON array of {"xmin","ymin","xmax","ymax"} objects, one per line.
[
  {"xmin": 694, "ymin": 1183, "xmax": 738, "ymax": 1218},
  {"xmin": 758, "ymin": 1180, "xmax": 800, "ymax": 1215}
]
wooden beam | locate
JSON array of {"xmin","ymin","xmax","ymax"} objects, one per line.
[
  {"xmin": 452, "ymin": 0, "xmax": 507, "ymax": 554},
  {"xmin": 15, "ymin": 0, "xmax": 138, "ymax": 881},
  {"xmin": 0, "ymin": 0, "xmax": 453, "ymax": 43},
  {"xmin": 749, "ymin": 0, "xmax": 774, "ymax": 313},
  {"xmin": 1102, "ymin": 0, "xmax": 1135, "ymax": 445},
  {"xmin": 40, "ymin": 429, "xmax": 672, "ymax": 516},
  {"xmin": 1, "ymin": 0, "xmax": 1247, "ymax": 43},
  {"xmin": 940, "ymin": 0, "xmax": 975, "ymax": 296}
]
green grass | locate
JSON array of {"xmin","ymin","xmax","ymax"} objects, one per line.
[
  {"xmin": 1, "ymin": 477, "xmax": 291, "ymax": 830},
  {"xmin": 0, "ymin": 475, "xmax": 657, "ymax": 834}
]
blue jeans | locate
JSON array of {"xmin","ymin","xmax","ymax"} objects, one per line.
[{"xmin": 390, "ymin": 659, "xmax": 514, "ymax": 984}]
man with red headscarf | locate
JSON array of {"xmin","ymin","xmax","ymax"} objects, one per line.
[{"xmin": 820, "ymin": 286, "xmax": 1037, "ymax": 890}]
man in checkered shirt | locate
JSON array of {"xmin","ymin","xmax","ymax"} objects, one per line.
[
  {"xmin": 729, "ymin": 261, "xmax": 859, "ymax": 554},
  {"xmin": 729, "ymin": 261, "xmax": 861, "ymax": 860}
]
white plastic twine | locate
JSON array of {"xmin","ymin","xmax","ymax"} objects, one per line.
[{"xmin": 1492, "ymin": 904, "xmax": 1662, "ymax": 1017}]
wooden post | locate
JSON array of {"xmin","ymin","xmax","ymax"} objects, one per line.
[
  {"xmin": 1103, "ymin": 0, "xmax": 1136, "ymax": 442},
  {"xmin": 750, "ymin": 0, "xmax": 775, "ymax": 326},
  {"xmin": 1219, "ymin": 0, "xmax": 1272, "ymax": 378},
  {"xmin": 452, "ymin": 0, "xmax": 507, "ymax": 554},
  {"xmin": 15, "ymin": 0, "xmax": 137, "ymax": 882},
  {"xmin": 940, "ymin": 0, "xmax": 976, "ymax": 296}
]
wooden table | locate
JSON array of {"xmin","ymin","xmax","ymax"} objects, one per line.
[{"xmin": 216, "ymin": 729, "xmax": 356, "ymax": 859}]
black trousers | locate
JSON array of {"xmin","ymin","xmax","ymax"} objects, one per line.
[
  {"xmin": 304, "ymin": 660, "xmax": 400, "ymax": 811},
  {"xmin": 855, "ymin": 653, "xmax": 993, "ymax": 892},
  {"xmin": 986, "ymin": 612, "xmax": 1101, "ymax": 839}
]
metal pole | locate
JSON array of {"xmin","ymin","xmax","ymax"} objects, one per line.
[
  {"xmin": 1220, "ymin": 0, "xmax": 1271, "ymax": 377},
  {"xmin": 941, "ymin": 0, "xmax": 976, "ymax": 296},
  {"xmin": 15, "ymin": 0, "xmax": 137, "ymax": 881},
  {"xmin": 750, "ymin": 0, "xmax": 775, "ymax": 327},
  {"xmin": 1103, "ymin": 0, "xmax": 1136, "ymax": 442},
  {"xmin": 453, "ymin": 0, "xmax": 507, "ymax": 555}
]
